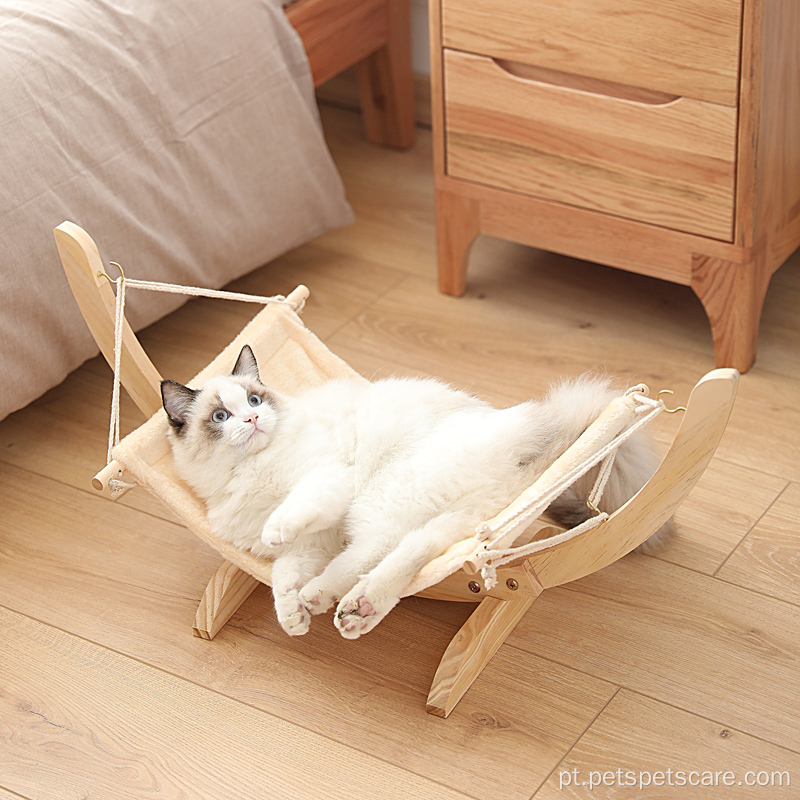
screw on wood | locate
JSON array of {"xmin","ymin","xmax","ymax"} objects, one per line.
[
  {"xmin": 506, "ymin": 578, "xmax": 519, "ymax": 591},
  {"xmin": 468, "ymin": 581, "xmax": 481, "ymax": 593}
]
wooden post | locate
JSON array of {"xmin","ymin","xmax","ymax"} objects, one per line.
[
  {"xmin": 427, "ymin": 561, "xmax": 542, "ymax": 717},
  {"xmin": 355, "ymin": 0, "xmax": 416, "ymax": 149},
  {"xmin": 193, "ymin": 561, "xmax": 262, "ymax": 640},
  {"xmin": 54, "ymin": 222, "xmax": 163, "ymax": 418}
]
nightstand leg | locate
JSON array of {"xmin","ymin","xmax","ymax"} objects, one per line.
[
  {"xmin": 436, "ymin": 189, "xmax": 481, "ymax": 296},
  {"xmin": 355, "ymin": 0, "xmax": 415, "ymax": 149},
  {"xmin": 691, "ymin": 253, "xmax": 772, "ymax": 373}
]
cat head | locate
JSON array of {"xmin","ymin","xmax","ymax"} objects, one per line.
[{"xmin": 161, "ymin": 345, "xmax": 280, "ymax": 466}]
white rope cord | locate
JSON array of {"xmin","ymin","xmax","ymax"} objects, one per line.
[
  {"xmin": 121, "ymin": 277, "xmax": 305, "ymax": 312},
  {"xmin": 103, "ymin": 271, "xmax": 297, "ymax": 497},
  {"xmin": 587, "ymin": 450, "xmax": 617, "ymax": 511},
  {"xmin": 480, "ymin": 512, "xmax": 608, "ymax": 588}
]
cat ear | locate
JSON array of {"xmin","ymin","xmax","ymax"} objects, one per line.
[
  {"xmin": 232, "ymin": 344, "xmax": 260, "ymax": 382},
  {"xmin": 161, "ymin": 380, "xmax": 198, "ymax": 431}
]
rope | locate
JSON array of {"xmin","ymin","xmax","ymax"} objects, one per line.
[
  {"xmin": 480, "ymin": 512, "xmax": 608, "ymax": 588},
  {"xmin": 102, "ymin": 271, "xmax": 297, "ymax": 497},
  {"xmin": 472, "ymin": 392, "xmax": 664, "ymax": 590},
  {"xmin": 121, "ymin": 277, "xmax": 305, "ymax": 312},
  {"xmin": 476, "ymin": 394, "xmax": 663, "ymax": 550}
]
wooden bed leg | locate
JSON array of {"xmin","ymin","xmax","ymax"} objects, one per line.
[
  {"xmin": 427, "ymin": 564, "xmax": 542, "ymax": 717},
  {"xmin": 193, "ymin": 561, "xmax": 261, "ymax": 640},
  {"xmin": 355, "ymin": 0, "xmax": 415, "ymax": 149}
]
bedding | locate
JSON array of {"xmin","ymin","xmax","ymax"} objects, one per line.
[{"xmin": 0, "ymin": 0, "xmax": 353, "ymax": 421}]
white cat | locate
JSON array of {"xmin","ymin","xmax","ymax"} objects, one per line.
[{"xmin": 162, "ymin": 345, "xmax": 667, "ymax": 638}]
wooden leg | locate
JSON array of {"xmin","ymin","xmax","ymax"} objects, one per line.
[
  {"xmin": 691, "ymin": 253, "xmax": 772, "ymax": 373},
  {"xmin": 427, "ymin": 593, "xmax": 536, "ymax": 717},
  {"xmin": 355, "ymin": 0, "xmax": 415, "ymax": 149},
  {"xmin": 193, "ymin": 561, "xmax": 262, "ymax": 640},
  {"xmin": 436, "ymin": 189, "xmax": 481, "ymax": 296}
]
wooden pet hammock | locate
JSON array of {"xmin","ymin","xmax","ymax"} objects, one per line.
[{"xmin": 56, "ymin": 221, "xmax": 740, "ymax": 718}]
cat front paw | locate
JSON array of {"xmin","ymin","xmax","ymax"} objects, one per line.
[
  {"xmin": 334, "ymin": 581, "xmax": 399, "ymax": 640},
  {"xmin": 261, "ymin": 515, "xmax": 303, "ymax": 548}
]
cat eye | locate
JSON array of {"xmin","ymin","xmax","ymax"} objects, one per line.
[
  {"xmin": 212, "ymin": 409, "xmax": 229, "ymax": 423},
  {"xmin": 248, "ymin": 394, "xmax": 262, "ymax": 407}
]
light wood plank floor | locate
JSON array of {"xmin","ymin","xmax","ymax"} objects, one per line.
[{"xmin": 1, "ymin": 105, "xmax": 799, "ymax": 799}]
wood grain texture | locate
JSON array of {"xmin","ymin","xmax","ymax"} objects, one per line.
[
  {"xmin": 435, "ymin": 186, "xmax": 480, "ymax": 295},
  {"xmin": 427, "ymin": 589, "xmax": 538, "ymax": 717},
  {"xmin": 512, "ymin": 555, "xmax": 800, "ymax": 752},
  {"xmin": 736, "ymin": 0, "xmax": 800, "ymax": 267},
  {"xmin": 0, "ymin": 786, "xmax": 31, "ymax": 800},
  {"xmin": 326, "ymin": 265, "xmax": 800, "ymax": 484},
  {"xmin": 430, "ymin": 0, "xmax": 799, "ymax": 371},
  {"xmin": 355, "ymin": 0, "xmax": 416, "ymax": 149},
  {"xmin": 444, "ymin": 50, "xmax": 737, "ymax": 240},
  {"xmin": 717, "ymin": 482, "xmax": 800, "ymax": 605},
  {"xmin": 0, "ymin": 606, "xmax": 474, "ymax": 800},
  {"xmin": 437, "ymin": 174, "xmax": 744, "ymax": 287},
  {"xmin": 659, "ymin": 458, "xmax": 787, "ymax": 576},
  {"xmin": 286, "ymin": 0, "xmax": 388, "ymax": 87},
  {"xmin": 691, "ymin": 254, "xmax": 772, "ymax": 371},
  {"xmin": 536, "ymin": 690, "xmax": 800, "ymax": 799},
  {"xmin": 0, "ymin": 462, "xmax": 618, "ymax": 800},
  {"xmin": 441, "ymin": 0, "xmax": 742, "ymax": 106},
  {"xmin": 194, "ymin": 561, "xmax": 262, "ymax": 639},
  {"xmin": 55, "ymin": 222, "xmax": 163, "ymax": 418}
]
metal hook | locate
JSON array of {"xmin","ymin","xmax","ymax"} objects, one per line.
[
  {"xmin": 657, "ymin": 389, "xmax": 687, "ymax": 414},
  {"xmin": 97, "ymin": 261, "xmax": 126, "ymax": 284}
]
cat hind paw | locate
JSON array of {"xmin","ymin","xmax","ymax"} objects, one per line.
[{"xmin": 298, "ymin": 582, "xmax": 338, "ymax": 615}]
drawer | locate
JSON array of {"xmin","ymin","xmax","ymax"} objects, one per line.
[
  {"xmin": 441, "ymin": 0, "xmax": 742, "ymax": 107},
  {"xmin": 444, "ymin": 50, "xmax": 737, "ymax": 241}
]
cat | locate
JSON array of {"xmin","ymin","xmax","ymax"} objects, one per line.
[{"xmin": 161, "ymin": 344, "xmax": 668, "ymax": 638}]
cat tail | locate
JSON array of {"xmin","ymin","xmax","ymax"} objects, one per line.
[{"xmin": 537, "ymin": 375, "xmax": 674, "ymax": 554}]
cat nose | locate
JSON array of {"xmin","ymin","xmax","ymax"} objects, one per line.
[{"xmin": 244, "ymin": 415, "xmax": 257, "ymax": 425}]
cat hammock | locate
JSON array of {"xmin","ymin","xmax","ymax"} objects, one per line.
[{"xmin": 56, "ymin": 221, "xmax": 739, "ymax": 718}]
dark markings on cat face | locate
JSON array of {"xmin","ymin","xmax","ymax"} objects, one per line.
[
  {"xmin": 163, "ymin": 345, "xmax": 278, "ymax": 449},
  {"xmin": 204, "ymin": 393, "xmax": 227, "ymax": 442},
  {"xmin": 161, "ymin": 380, "xmax": 199, "ymax": 434}
]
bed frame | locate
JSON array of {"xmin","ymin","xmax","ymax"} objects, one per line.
[{"xmin": 287, "ymin": 0, "xmax": 415, "ymax": 148}]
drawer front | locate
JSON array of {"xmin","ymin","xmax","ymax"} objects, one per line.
[
  {"xmin": 444, "ymin": 50, "xmax": 737, "ymax": 240},
  {"xmin": 442, "ymin": 0, "xmax": 742, "ymax": 107}
]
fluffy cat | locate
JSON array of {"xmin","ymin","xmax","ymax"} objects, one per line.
[{"xmin": 162, "ymin": 345, "xmax": 667, "ymax": 638}]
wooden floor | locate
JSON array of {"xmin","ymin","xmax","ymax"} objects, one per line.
[{"xmin": 2, "ymin": 104, "xmax": 799, "ymax": 799}]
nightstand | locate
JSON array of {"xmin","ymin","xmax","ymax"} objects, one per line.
[{"xmin": 429, "ymin": 0, "xmax": 799, "ymax": 372}]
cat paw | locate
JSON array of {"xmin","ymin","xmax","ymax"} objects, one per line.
[
  {"xmin": 261, "ymin": 515, "xmax": 303, "ymax": 548},
  {"xmin": 334, "ymin": 583, "xmax": 399, "ymax": 640},
  {"xmin": 275, "ymin": 594, "xmax": 311, "ymax": 636},
  {"xmin": 298, "ymin": 580, "xmax": 338, "ymax": 616}
]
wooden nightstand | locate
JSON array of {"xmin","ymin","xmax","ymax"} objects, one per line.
[{"xmin": 429, "ymin": 0, "xmax": 799, "ymax": 372}]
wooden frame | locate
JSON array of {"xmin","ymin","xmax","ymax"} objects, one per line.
[
  {"xmin": 56, "ymin": 223, "xmax": 738, "ymax": 717},
  {"xmin": 429, "ymin": 0, "xmax": 800, "ymax": 372},
  {"xmin": 287, "ymin": 0, "xmax": 415, "ymax": 148}
]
